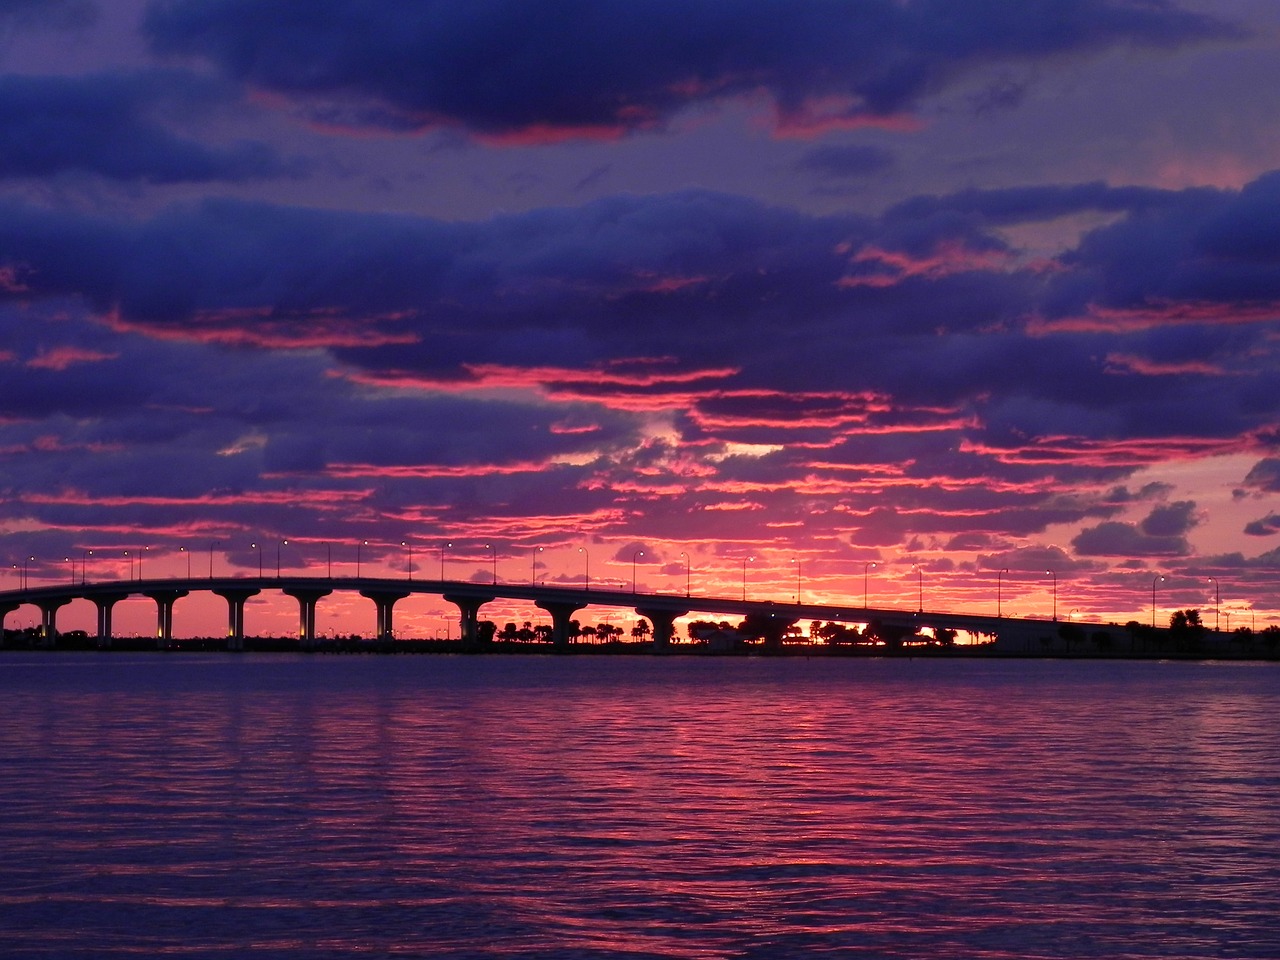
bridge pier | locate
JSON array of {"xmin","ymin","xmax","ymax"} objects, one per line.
[
  {"xmin": 283, "ymin": 587, "xmax": 332, "ymax": 650},
  {"xmin": 92, "ymin": 593, "xmax": 130, "ymax": 649},
  {"xmin": 361, "ymin": 589, "xmax": 409, "ymax": 644},
  {"xmin": 35, "ymin": 597, "xmax": 71, "ymax": 646},
  {"xmin": 535, "ymin": 600, "xmax": 587, "ymax": 646},
  {"xmin": 636, "ymin": 606, "xmax": 689, "ymax": 649},
  {"xmin": 213, "ymin": 587, "xmax": 259, "ymax": 651},
  {"xmin": 143, "ymin": 589, "xmax": 188, "ymax": 649},
  {"xmin": 443, "ymin": 593, "xmax": 494, "ymax": 645}
]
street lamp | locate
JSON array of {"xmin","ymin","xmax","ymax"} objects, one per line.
[
  {"xmin": 209, "ymin": 540, "xmax": 219, "ymax": 579},
  {"xmin": 864, "ymin": 561, "xmax": 876, "ymax": 609},
  {"xmin": 912, "ymin": 564, "xmax": 923, "ymax": 613},
  {"xmin": 579, "ymin": 546, "xmax": 590, "ymax": 590},
  {"xmin": 997, "ymin": 567, "xmax": 1009, "ymax": 618},
  {"xmin": 486, "ymin": 543, "xmax": 497, "ymax": 584},
  {"xmin": 1207, "ymin": 577, "xmax": 1220, "ymax": 632},
  {"xmin": 325, "ymin": 542, "xmax": 331, "ymax": 579},
  {"xmin": 123, "ymin": 549, "xmax": 131, "ymax": 581},
  {"xmin": 180, "ymin": 546, "xmax": 191, "ymax": 579},
  {"xmin": 402, "ymin": 540, "xmax": 413, "ymax": 580},
  {"xmin": 440, "ymin": 541, "xmax": 452, "ymax": 581},
  {"xmin": 1151, "ymin": 574, "xmax": 1164, "ymax": 628},
  {"xmin": 138, "ymin": 546, "xmax": 149, "ymax": 580},
  {"xmin": 1045, "ymin": 569, "xmax": 1057, "ymax": 621},
  {"xmin": 357, "ymin": 540, "xmax": 367, "ymax": 578},
  {"xmin": 679, "ymin": 551, "xmax": 690, "ymax": 597},
  {"xmin": 65, "ymin": 556, "xmax": 74, "ymax": 585},
  {"xmin": 277, "ymin": 539, "xmax": 288, "ymax": 578},
  {"xmin": 532, "ymin": 546, "xmax": 543, "ymax": 586},
  {"xmin": 742, "ymin": 556, "xmax": 754, "ymax": 602},
  {"xmin": 251, "ymin": 542, "xmax": 262, "ymax": 578},
  {"xmin": 82, "ymin": 549, "xmax": 92, "ymax": 586},
  {"xmin": 791, "ymin": 557, "xmax": 802, "ymax": 604},
  {"xmin": 632, "ymin": 550, "xmax": 644, "ymax": 593}
]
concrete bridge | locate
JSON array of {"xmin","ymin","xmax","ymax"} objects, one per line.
[{"xmin": 0, "ymin": 575, "xmax": 1054, "ymax": 650}]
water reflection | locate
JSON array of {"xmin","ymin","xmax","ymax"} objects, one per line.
[{"xmin": 1, "ymin": 654, "xmax": 1278, "ymax": 958}]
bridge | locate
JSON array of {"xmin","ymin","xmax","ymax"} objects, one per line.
[{"xmin": 0, "ymin": 575, "xmax": 1052, "ymax": 650}]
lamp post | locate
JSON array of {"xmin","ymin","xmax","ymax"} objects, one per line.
[
  {"xmin": 863, "ymin": 561, "xmax": 876, "ymax": 609},
  {"xmin": 913, "ymin": 564, "xmax": 923, "ymax": 613},
  {"xmin": 251, "ymin": 542, "xmax": 262, "ymax": 578},
  {"xmin": 579, "ymin": 546, "xmax": 590, "ymax": 590},
  {"xmin": 1151, "ymin": 574, "xmax": 1164, "ymax": 628},
  {"xmin": 402, "ymin": 541, "xmax": 413, "ymax": 580},
  {"xmin": 138, "ymin": 546, "xmax": 149, "ymax": 581},
  {"xmin": 208, "ymin": 540, "xmax": 219, "ymax": 579},
  {"xmin": 276, "ymin": 539, "xmax": 288, "ymax": 578},
  {"xmin": 679, "ymin": 550, "xmax": 690, "ymax": 597},
  {"xmin": 82, "ymin": 549, "xmax": 92, "ymax": 586},
  {"xmin": 791, "ymin": 558, "xmax": 802, "ymax": 604},
  {"xmin": 486, "ymin": 543, "xmax": 497, "ymax": 584},
  {"xmin": 632, "ymin": 550, "xmax": 644, "ymax": 593},
  {"xmin": 180, "ymin": 546, "xmax": 191, "ymax": 579},
  {"xmin": 356, "ymin": 540, "xmax": 367, "ymax": 578},
  {"xmin": 997, "ymin": 567, "xmax": 1009, "ymax": 618},
  {"xmin": 1207, "ymin": 577, "xmax": 1220, "ymax": 632},
  {"xmin": 1045, "ymin": 569, "xmax": 1057, "ymax": 621},
  {"xmin": 532, "ymin": 546, "xmax": 543, "ymax": 586},
  {"xmin": 742, "ymin": 556, "xmax": 754, "ymax": 602},
  {"xmin": 440, "ymin": 541, "xmax": 452, "ymax": 582},
  {"xmin": 65, "ymin": 556, "xmax": 74, "ymax": 585},
  {"xmin": 123, "ymin": 550, "xmax": 131, "ymax": 581},
  {"xmin": 325, "ymin": 542, "xmax": 331, "ymax": 579}
]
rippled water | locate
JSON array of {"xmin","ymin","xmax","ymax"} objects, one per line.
[{"xmin": 1, "ymin": 653, "xmax": 1278, "ymax": 959}]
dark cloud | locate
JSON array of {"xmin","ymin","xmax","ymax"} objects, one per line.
[
  {"xmin": 1072, "ymin": 502, "xmax": 1198, "ymax": 557},
  {"xmin": 142, "ymin": 0, "xmax": 1236, "ymax": 137},
  {"xmin": 1240, "ymin": 458, "xmax": 1280, "ymax": 494},
  {"xmin": 0, "ymin": 72, "xmax": 302, "ymax": 183},
  {"xmin": 1243, "ymin": 513, "xmax": 1280, "ymax": 537}
]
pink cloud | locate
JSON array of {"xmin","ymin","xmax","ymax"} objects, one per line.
[
  {"xmin": 1104, "ymin": 353, "xmax": 1224, "ymax": 376},
  {"xmin": 1028, "ymin": 300, "xmax": 1280, "ymax": 335},
  {"xmin": 26, "ymin": 346, "xmax": 119, "ymax": 370}
]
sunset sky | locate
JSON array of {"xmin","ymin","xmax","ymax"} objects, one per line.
[{"xmin": 4, "ymin": 0, "xmax": 1280, "ymax": 639}]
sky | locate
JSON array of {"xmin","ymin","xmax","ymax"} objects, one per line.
[{"xmin": 4, "ymin": 0, "xmax": 1280, "ymax": 639}]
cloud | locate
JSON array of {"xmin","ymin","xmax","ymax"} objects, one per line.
[
  {"xmin": 141, "ymin": 0, "xmax": 1237, "ymax": 138},
  {"xmin": 0, "ymin": 71, "xmax": 304, "ymax": 183},
  {"xmin": 0, "ymin": 0, "xmax": 95, "ymax": 34},
  {"xmin": 1072, "ymin": 501, "xmax": 1199, "ymax": 556},
  {"xmin": 1244, "ymin": 513, "xmax": 1280, "ymax": 537},
  {"xmin": 1, "ymin": 171, "xmax": 1278, "ymax": 564},
  {"xmin": 795, "ymin": 144, "xmax": 895, "ymax": 179}
]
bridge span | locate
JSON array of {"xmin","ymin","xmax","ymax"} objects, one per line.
[{"xmin": 0, "ymin": 575, "xmax": 1049, "ymax": 649}]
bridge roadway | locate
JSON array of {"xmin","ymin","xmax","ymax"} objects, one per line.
[{"xmin": 0, "ymin": 575, "xmax": 1051, "ymax": 649}]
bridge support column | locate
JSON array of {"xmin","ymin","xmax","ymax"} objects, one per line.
[
  {"xmin": 636, "ymin": 607, "xmax": 689, "ymax": 650},
  {"xmin": 143, "ymin": 589, "xmax": 188, "ymax": 649},
  {"xmin": 213, "ymin": 588, "xmax": 259, "ymax": 651},
  {"xmin": 283, "ymin": 588, "xmax": 332, "ymax": 651},
  {"xmin": 535, "ymin": 600, "xmax": 587, "ymax": 647},
  {"xmin": 361, "ymin": 590, "xmax": 409, "ymax": 645},
  {"xmin": 36, "ymin": 597, "xmax": 71, "ymax": 647},
  {"xmin": 92, "ymin": 594, "xmax": 130, "ymax": 650},
  {"xmin": 443, "ymin": 593, "xmax": 495, "ymax": 645}
]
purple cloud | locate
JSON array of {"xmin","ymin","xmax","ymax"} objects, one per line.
[
  {"xmin": 0, "ymin": 72, "xmax": 303, "ymax": 183},
  {"xmin": 1072, "ymin": 501, "xmax": 1199, "ymax": 557},
  {"xmin": 141, "ymin": 0, "xmax": 1237, "ymax": 137}
]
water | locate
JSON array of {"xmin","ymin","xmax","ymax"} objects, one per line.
[{"xmin": 1, "ymin": 653, "xmax": 1278, "ymax": 959}]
